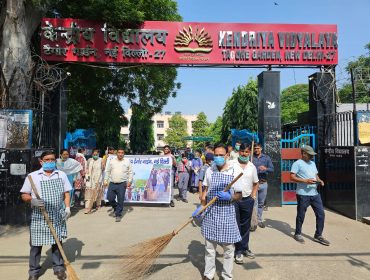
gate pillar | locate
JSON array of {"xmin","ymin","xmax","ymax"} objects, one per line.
[{"xmin": 258, "ymin": 71, "xmax": 281, "ymax": 207}]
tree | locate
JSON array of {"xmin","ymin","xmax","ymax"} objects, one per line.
[
  {"xmin": 207, "ymin": 116, "xmax": 222, "ymax": 144},
  {"xmin": 0, "ymin": 0, "xmax": 181, "ymax": 149},
  {"xmin": 338, "ymin": 43, "xmax": 370, "ymax": 104},
  {"xmin": 281, "ymin": 84, "xmax": 309, "ymax": 125},
  {"xmin": 221, "ymin": 78, "xmax": 258, "ymax": 143},
  {"xmin": 164, "ymin": 114, "xmax": 188, "ymax": 148},
  {"xmin": 191, "ymin": 112, "xmax": 209, "ymax": 149},
  {"xmin": 129, "ymin": 104, "xmax": 154, "ymax": 154}
]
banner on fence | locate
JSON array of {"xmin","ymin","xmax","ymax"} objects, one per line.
[{"xmin": 124, "ymin": 155, "xmax": 172, "ymax": 204}]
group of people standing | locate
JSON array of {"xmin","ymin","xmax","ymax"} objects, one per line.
[{"xmin": 191, "ymin": 142, "xmax": 328, "ymax": 280}]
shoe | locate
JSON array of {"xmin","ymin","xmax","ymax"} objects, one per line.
[
  {"xmin": 258, "ymin": 222, "xmax": 265, "ymax": 228},
  {"xmin": 202, "ymin": 276, "xmax": 213, "ymax": 280},
  {"xmin": 182, "ymin": 199, "xmax": 188, "ymax": 203},
  {"xmin": 170, "ymin": 200, "xmax": 175, "ymax": 207},
  {"xmin": 263, "ymin": 205, "xmax": 268, "ymax": 211},
  {"xmin": 115, "ymin": 216, "xmax": 122, "ymax": 222},
  {"xmin": 243, "ymin": 249, "xmax": 255, "ymax": 259},
  {"xmin": 294, "ymin": 234, "xmax": 305, "ymax": 243},
  {"xmin": 313, "ymin": 235, "xmax": 330, "ymax": 246},
  {"xmin": 54, "ymin": 270, "xmax": 67, "ymax": 280},
  {"xmin": 84, "ymin": 209, "xmax": 92, "ymax": 214},
  {"xmin": 176, "ymin": 196, "xmax": 181, "ymax": 201},
  {"xmin": 250, "ymin": 225, "xmax": 257, "ymax": 232},
  {"xmin": 28, "ymin": 276, "xmax": 39, "ymax": 280},
  {"xmin": 234, "ymin": 253, "xmax": 244, "ymax": 264}
]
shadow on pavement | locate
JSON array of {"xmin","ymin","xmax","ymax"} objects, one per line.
[
  {"xmin": 264, "ymin": 218, "xmax": 315, "ymax": 241},
  {"xmin": 39, "ymin": 237, "xmax": 86, "ymax": 276}
]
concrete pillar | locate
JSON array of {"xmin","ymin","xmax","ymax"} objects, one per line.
[{"xmin": 258, "ymin": 71, "xmax": 281, "ymax": 207}]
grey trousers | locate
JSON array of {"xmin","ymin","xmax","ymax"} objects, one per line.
[
  {"xmin": 178, "ymin": 172, "xmax": 189, "ymax": 199},
  {"xmin": 29, "ymin": 242, "xmax": 64, "ymax": 276}
]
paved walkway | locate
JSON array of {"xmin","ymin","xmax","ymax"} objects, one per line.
[{"xmin": 1, "ymin": 193, "xmax": 369, "ymax": 280}]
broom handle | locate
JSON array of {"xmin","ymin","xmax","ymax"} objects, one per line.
[
  {"xmin": 250, "ymin": 140, "xmax": 255, "ymax": 162},
  {"xmin": 28, "ymin": 175, "xmax": 71, "ymax": 265},
  {"xmin": 173, "ymin": 172, "xmax": 243, "ymax": 235}
]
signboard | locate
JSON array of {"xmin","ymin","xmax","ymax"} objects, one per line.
[
  {"xmin": 124, "ymin": 155, "xmax": 172, "ymax": 204},
  {"xmin": 0, "ymin": 110, "xmax": 32, "ymax": 149},
  {"xmin": 357, "ymin": 111, "xmax": 370, "ymax": 145},
  {"xmin": 41, "ymin": 18, "xmax": 338, "ymax": 66}
]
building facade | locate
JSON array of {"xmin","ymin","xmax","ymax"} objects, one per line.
[{"xmin": 120, "ymin": 109, "xmax": 198, "ymax": 151}]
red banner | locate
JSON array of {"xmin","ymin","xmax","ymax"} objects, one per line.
[{"xmin": 41, "ymin": 18, "xmax": 338, "ymax": 66}]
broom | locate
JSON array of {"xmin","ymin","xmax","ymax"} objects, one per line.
[
  {"xmin": 122, "ymin": 172, "xmax": 243, "ymax": 280},
  {"xmin": 28, "ymin": 175, "xmax": 80, "ymax": 280}
]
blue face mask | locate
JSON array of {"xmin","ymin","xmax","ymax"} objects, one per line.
[
  {"xmin": 214, "ymin": 156, "xmax": 225, "ymax": 167},
  {"xmin": 238, "ymin": 155, "xmax": 250, "ymax": 163},
  {"xmin": 43, "ymin": 162, "xmax": 56, "ymax": 171}
]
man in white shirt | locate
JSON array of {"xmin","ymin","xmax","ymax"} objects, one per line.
[
  {"xmin": 104, "ymin": 148, "xmax": 133, "ymax": 222},
  {"xmin": 230, "ymin": 143, "xmax": 259, "ymax": 264}
]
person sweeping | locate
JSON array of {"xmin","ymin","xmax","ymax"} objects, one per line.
[
  {"xmin": 193, "ymin": 144, "xmax": 243, "ymax": 280},
  {"xmin": 20, "ymin": 151, "xmax": 73, "ymax": 280}
]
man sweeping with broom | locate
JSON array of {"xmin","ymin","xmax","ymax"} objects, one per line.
[
  {"xmin": 194, "ymin": 144, "xmax": 243, "ymax": 280},
  {"xmin": 20, "ymin": 151, "xmax": 72, "ymax": 280}
]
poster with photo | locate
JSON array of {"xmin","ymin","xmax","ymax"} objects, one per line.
[
  {"xmin": 0, "ymin": 110, "xmax": 32, "ymax": 149},
  {"xmin": 125, "ymin": 155, "xmax": 172, "ymax": 204}
]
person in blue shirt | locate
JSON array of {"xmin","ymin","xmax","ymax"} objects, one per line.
[
  {"xmin": 252, "ymin": 143, "xmax": 274, "ymax": 228},
  {"xmin": 290, "ymin": 145, "xmax": 330, "ymax": 246}
]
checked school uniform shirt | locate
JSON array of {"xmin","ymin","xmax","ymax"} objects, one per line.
[{"xmin": 201, "ymin": 164, "xmax": 242, "ymax": 244}]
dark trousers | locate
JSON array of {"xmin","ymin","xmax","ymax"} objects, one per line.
[
  {"xmin": 107, "ymin": 182, "xmax": 127, "ymax": 217},
  {"xmin": 29, "ymin": 242, "xmax": 64, "ymax": 276},
  {"xmin": 295, "ymin": 194, "xmax": 325, "ymax": 237},
  {"xmin": 234, "ymin": 196, "xmax": 255, "ymax": 254}
]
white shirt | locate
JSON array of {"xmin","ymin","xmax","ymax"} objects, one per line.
[
  {"xmin": 230, "ymin": 160, "xmax": 259, "ymax": 197},
  {"xmin": 203, "ymin": 163, "xmax": 243, "ymax": 193},
  {"xmin": 20, "ymin": 168, "xmax": 72, "ymax": 199},
  {"xmin": 104, "ymin": 157, "xmax": 133, "ymax": 183}
]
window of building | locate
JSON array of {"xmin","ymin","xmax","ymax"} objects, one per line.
[
  {"xmin": 157, "ymin": 121, "xmax": 164, "ymax": 128},
  {"xmin": 157, "ymin": 134, "xmax": 164, "ymax": 140}
]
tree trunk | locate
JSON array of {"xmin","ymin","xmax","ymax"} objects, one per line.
[{"xmin": 0, "ymin": 0, "xmax": 43, "ymax": 109}]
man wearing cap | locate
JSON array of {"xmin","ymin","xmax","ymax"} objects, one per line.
[{"xmin": 290, "ymin": 145, "xmax": 329, "ymax": 246}]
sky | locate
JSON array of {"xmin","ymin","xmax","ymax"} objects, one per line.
[{"xmin": 124, "ymin": 0, "xmax": 370, "ymax": 122}]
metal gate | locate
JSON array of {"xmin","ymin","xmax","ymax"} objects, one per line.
[{"xmin": 280, "ymin": 126, "xmax": 316, "ymax": 205}]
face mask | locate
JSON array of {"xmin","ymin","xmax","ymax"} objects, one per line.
[
  {"xmin": 214, "ymin": 156, "xmax": 225, "ymax": 167},
  {"xmin": 93, "ymin": 155, "xmax": 99, "ymax": 160},
  {"xmin": 43, "ymin": 162, "xmax": 56, "ymax": 171},
  {"xmin": 239, "ymin": 155, "xmax": 250, "ymax": 163},
  {"xmin": 235, "ymin": 145, "xmax": 240, "ymax": 151}
]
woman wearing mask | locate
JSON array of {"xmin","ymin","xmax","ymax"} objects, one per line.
[
  {"xmin": 84, "ymin": 149, "xmax": 103, "ymax": 214},
  {"xmin": 56, "ymin": 149, "xmax": 82, "ymax": 207},
  {"xmin": 176, "ymin": 153, "xmax": 192, "ymax": 203}
]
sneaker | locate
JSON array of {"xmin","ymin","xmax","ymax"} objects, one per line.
[
  {"xmin": 243, "ymin": 249, "xmax": 255, "ymax": 259},
  {"xmin": 175, "ymin": 196, "xmax": 181, "ymax": 201},
  {"xmin": 182, "ymin": 199, "xmax": 188, "ymax": 203},
  {"xmin": 263, "ymin": 205, "xmax": 268, "ymax": 211},
  {"xmin": 294, "ymin": 234, "xmax": 305, "ymax": 243},
  {"xmin": 234, "ymin": 253, "xmax": 244, "ymax": 264},
  {"xmin": 170, "ymin": 200, "xmax": 175, "ymax": 207},
  {"xmin": 258, "ymin": 222, "xmax": 265, "ymax": 228},
  {"xmin": 313, "ymin": 236, "xmax": 330, "ymax": 246},
  {"xmin": 115, "ymin": 216, "xmax": 122, "ymax": 222},
  {"xmin": 250, "ymin": 225, "xmax": 257, "ymax": 232}
]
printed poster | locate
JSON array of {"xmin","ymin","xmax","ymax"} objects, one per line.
[{"xmin": 125, "ymin": 155, "xmax": 172, "ymax": 204}]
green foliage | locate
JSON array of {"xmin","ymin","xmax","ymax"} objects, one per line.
[
  {"xmin": 339, "ymin": 43, "xmax": 370, "ymax": 104},
  {"xmin": 281, "ymin": 84, "xmax": 309, "ymax": 124},
  {"xmin": 192, "ymin": 112, "xmax": 209, "ymax": 149},
  {"xmin": 129, "ymin": 105, "xmax": 154, "ymax": 154},
  {"xmin": 221, "ymin": 79, "xmax": 258, "ymax": 143},
  {"xmin": 164, "ymin": 114, "xmax": 188, "ymax": 148},
  {"xmin": 207, "ymin": 116, "xmax": 223, "ymax": 144}
]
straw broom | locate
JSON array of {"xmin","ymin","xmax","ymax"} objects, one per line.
[
  {"xmin": 28, "ymin": 175, "xmax": 80, "ymax": 280},
  {"xmin": 122, "ymin": 172, "xmax": 243, "ymax": 280}
]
